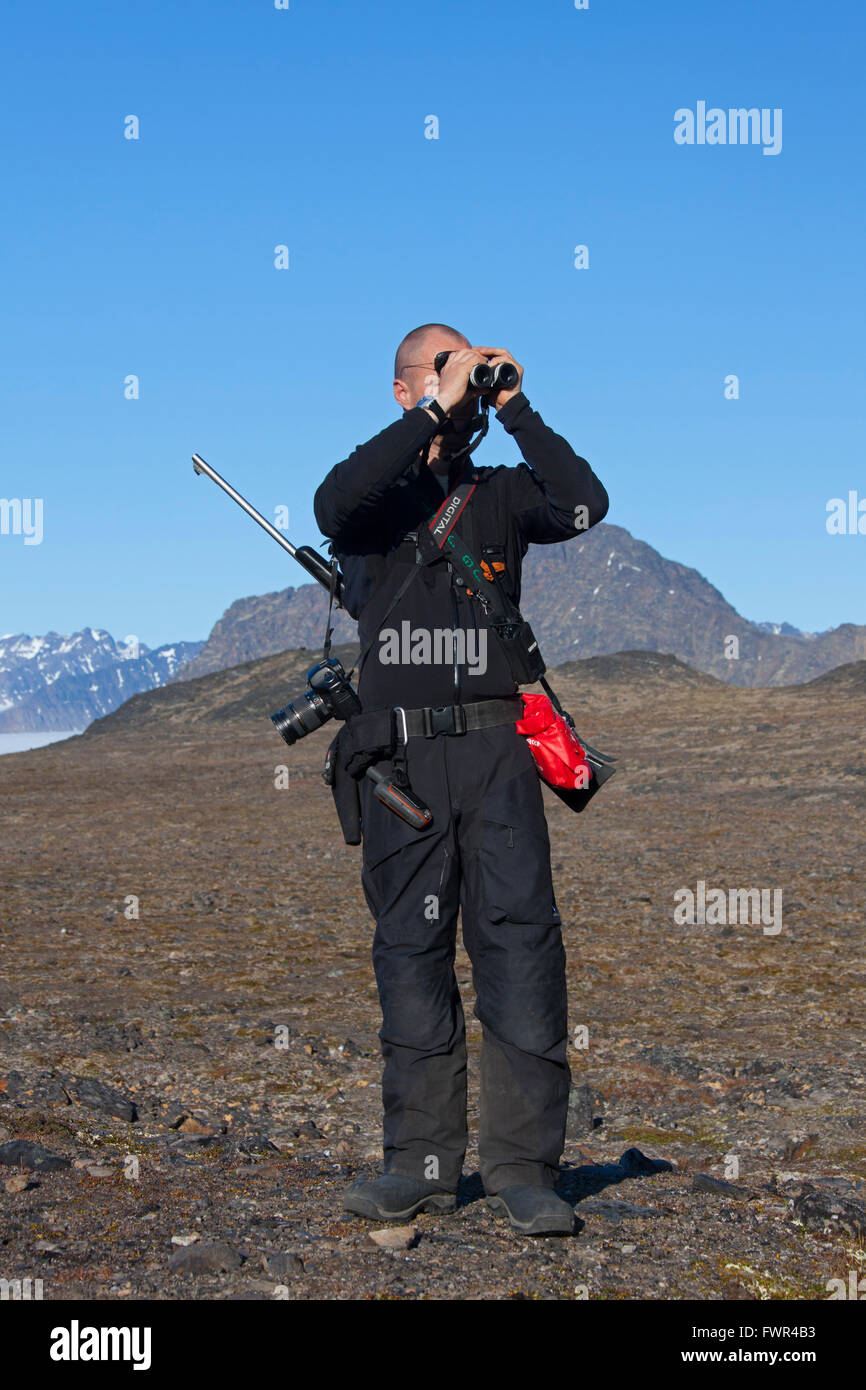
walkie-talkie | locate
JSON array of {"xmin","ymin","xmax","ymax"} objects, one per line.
[{"xmin": 365, "ymin": 766, "xmax": 433, "ymax": 830}]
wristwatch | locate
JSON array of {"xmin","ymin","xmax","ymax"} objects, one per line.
[{"xmin": 415, "ymin": 396, "xmax": 447, "ymax": 424}]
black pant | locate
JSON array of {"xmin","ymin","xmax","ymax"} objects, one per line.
[{"xmin": 358, "ymin": 722, "xmax": 570, "ymax": 1195}]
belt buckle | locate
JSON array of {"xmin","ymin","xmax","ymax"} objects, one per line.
[
  {"xmin": 425, "ymin": 705, "xmax": 453, "ymax": 737},
  {"xmin": 393, "ymin": 706, "xmax": 409, "ymax": 745},
  {"xmin": 423, "ymin": 704, "xmax": 466, "ymax": 737}
]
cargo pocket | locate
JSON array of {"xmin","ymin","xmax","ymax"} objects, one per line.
[{"xmin": 478, "ymin": 767, "xmax": 561, "ymax": 926}]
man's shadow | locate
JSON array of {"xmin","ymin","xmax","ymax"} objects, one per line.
[{"xmin": 457, "ymin": 1147, "xmax": 673, "ymax": 1233}]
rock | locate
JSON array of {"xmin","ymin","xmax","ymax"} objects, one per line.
[
  {"xmin": 367, "ymin": 1225, "xmax": 419, "ymax": 1250},
  {"xmin": 68, "ymin": 1077, "xmax": 137, "ymax": 1123},
  {"xmin": 170, "ymin": 1233, "xmax": 200, "ymax": 1246},
  {"xmin": 692, "ymin": 1174, "xmax": 754, "ymax": 1202},
  {"xmin": 0, "ymin": 1140, "xmax": 70, "ymax": 1172},
  {"xmin": 177, "ymin": 1116, "xmax": 218, "ymax": 1136},
  {"xmin": 296, "ymin": 1120, "xmax": 323, "ymax": 1138},
  {"xmin": 618, "ymin": 1147, "xmax": 673, "ymax": 1177},
  {"xmin": 169, "ymin": 1241, "xmax": 243, "ymax": 1275},
  {"xmin": 261, "ymin": 1252, "xmax": 304, "ymax": 1278},
  {"xmin": 578, "ymin": 1199, "xmax": 661, "ymax": 1225},
  {"xmin": 166, "ymin": 1131, "xmax": 220, "ymax": 1152},
  {"xmin": 568, "ymin": 1083, "xmax": 603, "ymax": 1136},
  {"xmin": 792, "ymin": 1184, "xmax": 866, "ymax": 1238},
  {"xmin": 84, "ymin": 1164, "xmax": 115, "ymax": 1179},
  {"xmin": 782, "ymin": 1132, "xmax": 817, "ymax": 1161},
  {"xmin": 5, "ymin": 1173, "xmax": 31, "ymax": 1193},
  {"xmin": 640, "ymin": 1044, "xmax": 703, "ymax": 1082}
]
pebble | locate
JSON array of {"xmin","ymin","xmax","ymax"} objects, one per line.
[
  {"xmin": 177, "ymin": 1116, "xmax": 218, "ymax": 1136},
  {"xmin": 578, "ymin": 1199, "xmax": 661, "ymax": 1224},
  {"xmin": 168, "ymin": 1241, "xmax": 243, "ymax": 1275},
  {"xmin": 69, "ymin": 1077, "xmax": 138, "ymax": 1124},
  {"xmin": 367, "ymin": 1225, "xmax": 419, "ymax": 1250},
  {"xmin": 261, "ymin": 1252, "xmax": 304, "ymax": 1278},
  {"xmin": 692, "ymin": 1174, "xmax": 754, "ymax": 1202},
  {"xmin": 171, "ymin": 1233, "xmax": 200, "ymax": 1246},
  {"xmin": 85, "ymin": 1165, "xmax": 115, "ymax": 1179},
  {"xmin": 5, "ymin": 1173, "xmax": 30, "ymax": 1193}
]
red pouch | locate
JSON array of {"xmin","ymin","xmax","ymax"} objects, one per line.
[{"xmin": 515, "ymin": 692, "xmax": 592, "ymax": 791}]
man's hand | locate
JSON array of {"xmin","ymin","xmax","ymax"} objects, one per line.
[
  {"xmin": 474, "ymin": 346, "xmax": 524, "ymax": 412},
  {"xmin": 432, "ymin": 347, "xmax": 489, "ymax": 415}
]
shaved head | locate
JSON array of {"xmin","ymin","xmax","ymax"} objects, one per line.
[{"xmin": 393, "ymin": 322, "xmax": 470, "ymax": 380}]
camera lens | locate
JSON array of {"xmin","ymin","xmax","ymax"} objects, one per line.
[{"xmin": 270, "ymin": 690, "xmax": 330, "ymax": 745}]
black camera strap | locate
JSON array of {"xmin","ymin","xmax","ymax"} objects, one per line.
[
  {"xmin": 350, "ymin": 561, "xmax": 425, "ymax": 684},
  {"xmin": 321, "ymin": 553, "xmax": 340, "ymax": 660}
]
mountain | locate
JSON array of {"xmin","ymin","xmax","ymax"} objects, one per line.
[
  {"xmin": 85, "ymin": 642, "xmax": 361, "ymax": 737},
  {"xmin": 178, "ymin": 522, "xmax": 865, "ymax": 688},
  {"xmin": 0, "ymin": 629, "xmax": 204, "ymax": 733},
  {"xmin": 179, "ymin": 584, "xmax": 356, "ymax": 681}
]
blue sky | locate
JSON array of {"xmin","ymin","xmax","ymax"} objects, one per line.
[{"xmin": 1, "ymin": 0, "xmax": 864, "ymax": 647}]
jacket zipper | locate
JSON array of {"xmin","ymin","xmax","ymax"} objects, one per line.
[{"xmin": 450, "ymin": 572, "xmax": 462, "ymax": 702}]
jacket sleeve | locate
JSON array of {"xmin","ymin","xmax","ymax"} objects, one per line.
[
  {"xmin": 314, "ymin": 407, "xmax": 442, "ymax": 542},
  {"xmin": 495, "ymin": 392, "xmax": 609, "ymax": 545}
]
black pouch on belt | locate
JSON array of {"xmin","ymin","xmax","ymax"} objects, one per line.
[
  {"xmin": 323, "ymin": 709, "xmax": 398, "ymax": 845},
  {"xmin": 323, "ymin": 729, "xmax": 362, "ymax": 845}
]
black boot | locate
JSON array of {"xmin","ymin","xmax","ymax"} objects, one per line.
[
  {"xmin": 487, "ymin": 1185, "xmax": 574, "ymax": 1235},
  {"xmin": 343, "ymin": 1173, "xmax": 457, "ymax": 1222}
]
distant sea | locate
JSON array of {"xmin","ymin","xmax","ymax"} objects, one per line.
[{"xmin": 0, "ymin": 731, "xmax": 81, "ymax": 755}]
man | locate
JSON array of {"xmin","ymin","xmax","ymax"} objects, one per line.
[{"xmin": 313, "ymin": 324, "xmax": 609, "ymax": 1235}]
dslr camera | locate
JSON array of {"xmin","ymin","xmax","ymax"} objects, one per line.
[{"xmin": 271, "ymin": 656, "xmax": 361, "ymax": 745}]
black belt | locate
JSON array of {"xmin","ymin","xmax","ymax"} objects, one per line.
[{"xmin": 392, "ymin": 696, "xmax": 522, "ymax": 742}]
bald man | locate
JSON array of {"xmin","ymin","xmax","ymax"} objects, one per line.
[{"xmin": 314, "ymin": 324, "xmax": 609, "ymax": 1235}]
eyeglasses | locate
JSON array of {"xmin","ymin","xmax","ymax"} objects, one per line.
[{"xmin": 401, "ymin": 351, "xmax": 455, "ymax": 373}]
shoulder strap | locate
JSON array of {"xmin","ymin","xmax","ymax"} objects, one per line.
[{"xmin": 351, "ymin": 559, "xmax": 424, "ymax": 682}]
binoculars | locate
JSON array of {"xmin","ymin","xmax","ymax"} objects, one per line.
[{"xmin": 433, "ymin": 350, "xmax": 519, "ymax": 394}]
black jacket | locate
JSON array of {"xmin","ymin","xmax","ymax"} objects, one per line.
[{"xmin": 313, "ymin": 392, "xmax": 609, "ymax": 711}]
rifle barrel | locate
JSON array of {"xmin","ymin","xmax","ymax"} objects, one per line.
[
  {"xmin": 192, "ymin": 453, "xmax": 300, "ymax": 559},
  {"xmin": 191, "ymin": 453, "xmax": 343, "ymax": 599}
]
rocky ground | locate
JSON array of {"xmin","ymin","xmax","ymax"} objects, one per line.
[{"xmin": 0, "ymin": 651, "xmax": 864, "ymax": 1301}]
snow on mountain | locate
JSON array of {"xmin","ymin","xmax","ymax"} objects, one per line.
[{"xmin": 0, "ymin": 628, "xmax": 204, "ymax": 733}]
